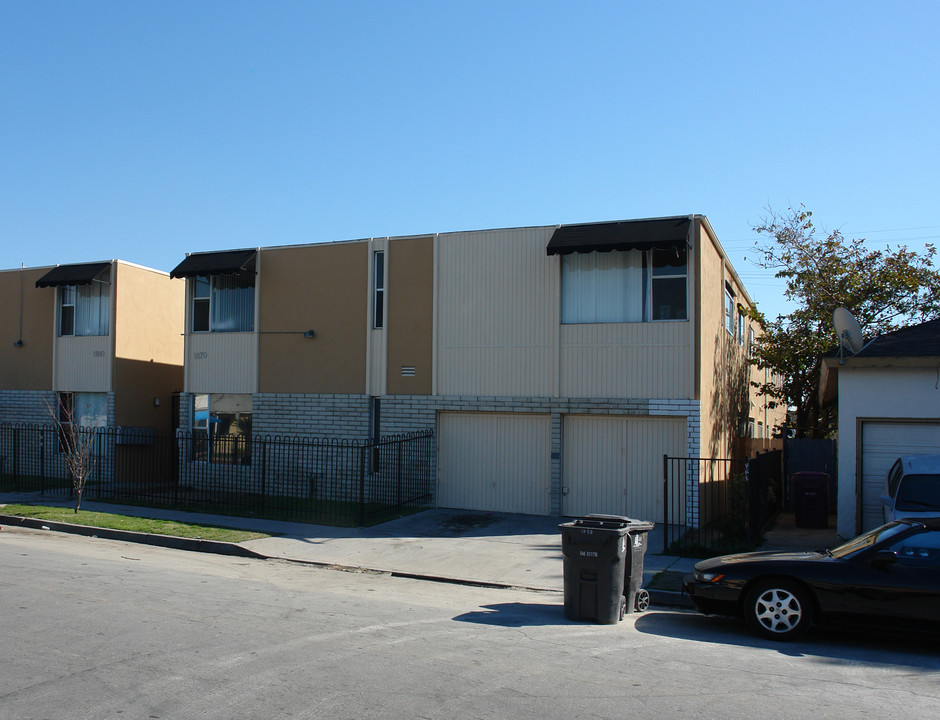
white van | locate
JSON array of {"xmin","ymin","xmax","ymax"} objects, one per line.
[{"xmin": 881, "ymin": 454, "xmax": 940, "ymax": 523}]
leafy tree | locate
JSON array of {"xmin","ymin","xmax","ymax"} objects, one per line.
[{"xmin": 749, "ymin": 205, "xmax": 940, "ymax": 438}]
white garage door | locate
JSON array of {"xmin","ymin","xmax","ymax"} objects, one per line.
[
  {"xmin": 563, "ymin": 415, "xmax": 686, "ymax": 522},
  {"xmin": 437, "ymin": 412, "xmax": 551, "ymax": 515},
  {"xmin": 860, "ymin": 421, "xmax": 940, "ymax": 531}
]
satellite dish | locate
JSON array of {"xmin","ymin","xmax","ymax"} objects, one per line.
[{"xmin": 833, "ymin": 307, "xmax": 864, "ymax": 356}]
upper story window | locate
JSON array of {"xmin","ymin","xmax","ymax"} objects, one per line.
[
  {"xmin": 58, "ymin": 272, "xmax": 110, "ymax": 337},
  {"xmin": 724, "ymin": 286, "xmax": 735, "ymax": 336},
  {"xmin": 372, "ymin": 251, "xmax": 385, "ymax": 329},
  {"xmin": 191, "ymin": 271, "xmax": 255, "ymax": 333},
  {"xmin": 561, "ymin": 246, "xmax": 687, "ymax": 324},
  {"xmin": 737, "ymin": 306, "xmax": 746, "ymax": 347},
  {"xmin": 650, "ymin": 247, "xmax": 687, "ymax": 320},
  {"xmin": 170, "ymin": 249, "xmax": 257, "ymax": 333}
]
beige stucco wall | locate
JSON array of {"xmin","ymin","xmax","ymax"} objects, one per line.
[
  {"xmin": 258, "ymin": 242, "xmax": 368, "ymax": 394},
  {"xmin": 112, "ymin": 262, "xmax": 184, "ymax": 428},
  {"xmin": 559, "ymin": 322, "xmax": 693, "ymax": 398},
  {"xmin": 0, "ymin": 266, "xmax": 55, "ymax": 390},
  {"xmin": 435, "ymin": 227, "xmax": 558, "ymax": 397},
  {"xmin": 386, "ymin": 236, "xmax": 434, "ymax": 395},
  {"xmin": 55, "ymin": 335, "xmax": 112, "ymax": 392},
  {"xmin": 434, "ymin": 225, "xmax": 696, "ymax": 399}
]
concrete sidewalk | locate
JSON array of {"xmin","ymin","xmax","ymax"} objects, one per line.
[{"xmin": 0, "ymin": 493, "xmax": 696, "ymax": 604}]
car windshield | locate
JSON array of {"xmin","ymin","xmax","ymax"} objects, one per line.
[
  {"xmin": 829, "ymin": 522, "xmax": 912, "ymax": 559},
  {"xmin": 896, "ymin": 474, "xmax": 940, "ymax": 511}
]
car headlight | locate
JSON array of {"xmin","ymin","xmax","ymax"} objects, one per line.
[{"xmin": 694, "ymin": 570, "xmax": 725, "ymax": 583}]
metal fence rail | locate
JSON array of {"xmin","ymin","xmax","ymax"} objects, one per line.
[
  {"xmin": 0, "ymin": 423, "xmax": 435, "ymax": 527},
  {"xmin": 663, "ymin": 452, "xmax": 782, "ymax": 556}
]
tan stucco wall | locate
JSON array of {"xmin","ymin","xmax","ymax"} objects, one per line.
[
  {"xmin": 112, "ymin": 262, "xmax": 185, "ymax": 428},
  {"xmin": 386, "ymin": 236, "xmax": 434, "ymax": 395},
  {"xmin": 695, "ymin": 220, "xmax": 783, "ymax": 459},
  {"xmin": 696, "ymin": 219, "xmax": 740, "ymax": 458},
  {"xmin": 257, "ymin": 242, "xmax": 368, "ymax": 394},
  {"xmin": 0, "ymin": 266, "xmax": 55, "ymax": 390}
]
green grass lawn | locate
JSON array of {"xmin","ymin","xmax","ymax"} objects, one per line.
[{"xmin": 0, "ymin": 504, "xmax": 271, "ymax": 543}]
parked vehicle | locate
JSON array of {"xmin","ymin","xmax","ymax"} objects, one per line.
[
  {"xmin": 683, "ymin": 518, "xmax": 940, "ymax": 640},
  {"xmin": 880, "ymin": 454, "xmax": 940, "ymax": 523}
]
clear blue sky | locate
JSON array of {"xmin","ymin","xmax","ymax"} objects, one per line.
[{"xmin": 3, "ymin": 1, "xmax": 939, "ymax": 321}]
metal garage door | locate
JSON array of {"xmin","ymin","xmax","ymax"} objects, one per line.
[
  {"xmin": 563, "ymin": 415, "xmax": 686, "ymax": 522},
  {"xmin": 437, "ymin": 412, "xmax": 551, "ymax": 515},
  {"xmin": 860, "ymin": 421, "xmax": 940, "ymax": 531}
]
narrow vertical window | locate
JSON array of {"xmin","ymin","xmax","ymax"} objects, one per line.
[
  {"xmin": 56, "ymin": 391, "xmax": 73, "ymax": 453},
  {"xmin": 192, "ymin": 277, "xmax": 210, "ymax": 332},
  {"xmin": 737, "ymin": 307, "xmax": 745, "ymax": 347},
  {"xmin": 373, "ymin": 251, "xmax": 385, "ymax": 329},
  {"xmin": 725, "ymin": 287, "xmax": 735, "ymax": 335},
  {"xmin": 57, "ymin": 391, "xmax": 73, "ymax": 425},
  {"xmin": 59, "ymin": 286, "xmax": 76, "ymax": 336},
  {"xmin": 192, "ymin": 394, "xmax": 209, "ymax": 461}
]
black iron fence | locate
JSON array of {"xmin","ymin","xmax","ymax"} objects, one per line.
[
  {"xmin": 0, "ymin": 423, "xmax": 435, "ymax": 527},
  {"xmin": 663, "ymin": 450, "xmax": 783, "ymax": 556}
]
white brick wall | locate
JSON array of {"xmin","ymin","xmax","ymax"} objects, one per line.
[
  {"xmin": 0, "ymin": 390, "xmax": 58, "ymax": 425},
  {"xmin": 170, "ymin": 391, "xmax": 704, "ymax": 518}
]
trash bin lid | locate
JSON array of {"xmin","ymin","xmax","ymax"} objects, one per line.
[{"xmin": 581, "ymin": 514, "xmax": 631, "ymax": 527}]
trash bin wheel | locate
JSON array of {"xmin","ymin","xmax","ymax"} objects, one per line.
[
  {"xmin": 618, "ymin": 595, "xmax": 627, "ymax": 621},
  {"xmin": 634, "ymin": 588, "xmax": 650, "ymax": 612}
]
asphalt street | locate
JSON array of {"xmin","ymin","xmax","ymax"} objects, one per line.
[{"xmin": 2, "ymin": 526, "xmax": 939, "ymax": 720}]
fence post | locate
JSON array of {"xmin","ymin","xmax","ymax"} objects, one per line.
[
  {"xmin": 358, "ymin": 445, "xmax": 366, "ymax": 527},
  {"xmin": 397, "ymin": 441, "xmax": 403, "ymax": 509},
  {"xmin": 662, "ymin": 454, "xmax": 669, "ymax": 553},
  {"xmin": 13, "ymin": 428, "xmax": 20, "ymax": 490},
  {"xmin": 14, "ymin": 427, "xmax": 21, "ymax": 491},
  {"xmin": 260, "ymin": 439, "xmax": 267, "ymax": 514}
]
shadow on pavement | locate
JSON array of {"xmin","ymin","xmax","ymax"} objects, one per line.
[
  {"xmin": 453, "ymin": 602, "xmax": 570, "ymax": 627},
  {"xmin": 635, "ymin": 610, "xmax": 940, "ymax": 667}
]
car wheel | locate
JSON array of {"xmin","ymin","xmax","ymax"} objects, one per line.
[{"xmin": 744, "ymin": 579, "xmax": 813, "ymax": 641}]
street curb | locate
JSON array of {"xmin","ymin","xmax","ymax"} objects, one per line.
[
  {"xmin": 0, "ymin": 514, "xmax": 268, "ymax": 560},
  {"xmin": 1, "ymin": 513, "xmax": 694, "ymax": 608}
]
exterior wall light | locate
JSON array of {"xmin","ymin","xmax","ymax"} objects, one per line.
[{"xmin": 303, "ymin": 330, "xmax": 316, "ymax": 338}]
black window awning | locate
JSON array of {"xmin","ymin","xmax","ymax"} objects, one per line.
[
  {"xmin": 170, "ymin": 249, "xmax": 257, "ymax": 279},
  {"xmin": 35, "ymin": 261, "xmax": 111, "ymax": 288},
  {"xmin": 546, "ymin": 217, "xmax": 692, "ymax": 256}
]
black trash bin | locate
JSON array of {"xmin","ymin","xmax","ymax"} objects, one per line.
[
  {"xmin": 559, "ymin": 514, "xmax": 655, "ymax": 623},
  {"xmin": 792, "ymin": 472, "xmax": 830, "ymax": 529},
  {"xmin": 618, "ymin": 517, "xmax": 655, "ymax": 614}
]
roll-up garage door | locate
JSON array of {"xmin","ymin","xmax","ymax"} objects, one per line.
[
  {"xmin": 563, "ymin": 415, "xmax": 686, "ymax": 522},
  {"xmin": 859, "ymin": 421, "xmax": 940, "ymax": 531},
  {"xmin": 437, "ymin": 412, "xmax": 551, "ymax": 515}
]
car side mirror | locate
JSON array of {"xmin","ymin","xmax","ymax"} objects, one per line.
[
  {"xmin": 870, "ymin": 550, "xmax": 899, "ymax": 569},
  {"xmin": 879, "ymin": 494, "xmax": 892, "ymax": 507}
]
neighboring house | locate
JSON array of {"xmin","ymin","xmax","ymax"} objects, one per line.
[
  {"xmin": 170, "ymin": 216, "xmax": 782, "ymax": 520},
  {"xmin": 820, "ymin": 318, "xmax": 940, "ymax": 537},
  {"xmin": 0, "ymin": 260, "xmax": 184, "ymax": 431}
]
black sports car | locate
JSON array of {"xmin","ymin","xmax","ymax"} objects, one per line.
[{"xmin": 683, "ymin": 518, "xmax": 940, "ymax": 640}]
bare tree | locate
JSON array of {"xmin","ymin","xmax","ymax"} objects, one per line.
[{"xmin": 45, "ymin": 394, "xmax": 99, "ymax": 512}]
